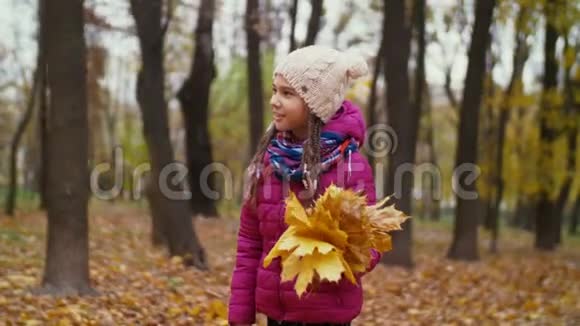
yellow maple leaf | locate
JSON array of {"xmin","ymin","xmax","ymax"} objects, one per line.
[
  {"xmin": 281, "ymin": 248, "xmax": 350, "ymax": 296},
  {"xmin": 263, "ymin": 184, "xmax": 410, "ymax": 297}
]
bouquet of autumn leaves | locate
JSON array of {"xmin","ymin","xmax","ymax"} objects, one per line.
[{"xmin": 263, "ymin": 184, "xmax": 410, "ymax": 297}]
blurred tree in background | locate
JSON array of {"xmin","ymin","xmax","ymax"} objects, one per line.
[{"xmin": 130, "ymin": 0, "xmax": 207, "ymax": 269}]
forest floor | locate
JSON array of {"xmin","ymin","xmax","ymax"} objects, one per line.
[{"xmin": 0, "ymin": 202, "xmax": 579, "ymax": 325}]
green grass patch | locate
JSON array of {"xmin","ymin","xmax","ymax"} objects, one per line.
[
  {"xmin": 0, "ymin": 228, "xmax": 26, "ymax": 243},
  {"xmin": 0, "ymin": 186, "xmax": 41, "ymax": 214}
]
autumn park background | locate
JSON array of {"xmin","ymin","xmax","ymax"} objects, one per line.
[{"xmin": 0, "ymin": 0, "xmax": 579, "ymax": 324}]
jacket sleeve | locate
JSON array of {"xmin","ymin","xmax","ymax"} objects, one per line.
[
  {"xmin": 228, "ymin": 202, "xmax": 262, "ymax": 325},
  {"xmin": 344, "ymin": 152, "xmax": 381, "ymax": 273}
]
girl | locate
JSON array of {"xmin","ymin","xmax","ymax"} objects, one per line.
[{"xmin": 228, "ymin": 46, "xmax": 381, "ymax": 326}]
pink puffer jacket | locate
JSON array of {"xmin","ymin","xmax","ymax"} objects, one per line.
[{"xmin": 228, "ymin": 101, "xmax": 380, "ymax": 325}]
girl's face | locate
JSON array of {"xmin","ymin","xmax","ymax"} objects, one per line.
[{"xmin": 270, "ymin": 74, "xmax": 309, "ymax": 140}]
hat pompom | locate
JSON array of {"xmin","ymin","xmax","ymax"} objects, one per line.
[{"xmin": 345, "ymin": 53, "xmax": 369, "ymax": 79}]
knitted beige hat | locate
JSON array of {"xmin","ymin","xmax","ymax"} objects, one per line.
[{"xmin": 273, "ymin": 45, "xmax": 369, "ymax": 123}]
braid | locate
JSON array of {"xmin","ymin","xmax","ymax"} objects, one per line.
[
  {"xmin": 301, "ymin": 114, "xmax": 323, "ymax": 203},
  {"xmin": 244, "ymin": 124, "xmax": 277, "ymax": 206},
  {"xmin": 244, "ymin": 115, "xmax": 324, "ymax": 207}
]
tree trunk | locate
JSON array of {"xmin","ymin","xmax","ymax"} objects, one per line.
[
  {"xmin": 488, "ymin": 8, "xmax": 530, "ymax": 253},
  {"xmin": 553, "ymin": 35, "xmax": 577, "ymax": 244},
  {"xmin": 5, "ymin": 71, "xmax": 39, "ymax": 216},
  {"xmin": 566, "ymin": 47, "xmax": 579, "ymax": 237},
  {"xmin": 481, "ymin": 53, "xmax": 496, "ymax": 230},
  {"xmin": 488, "ymin": 104, "xmax": 504, "ymax": 253},
  {"xmin": 413, "ymin": 0, "xmax": 441, "ymax": 221},
  {"xmin": 554, "ymin": 127, "xmax": 576, "ymax": 243},
  {"xmin": 413, "ymin": 0, "xmax": 425, "ymax": 132},
  {"xmin": 246, "ymin": 0, "xmax": 264, "ymax": 155},
  {"xmin": 535, "ymin": 3, "xmax": 560, "ymax": 251},
  {"xmin": 447, "ymin": 0, "xmax": 495, "ymax": 261},
  {"xmin": 381, "ymin": 0, "xmax": 415, "ymax": 268},
  {"xmin": 288, "ymin": 0, "xmax": 298, "ymax": 52},
  {"xmin": 479, "ymin": 78, "xmax": 492, "ymax": 229},
  {"xmin": 130, "ymin": 0, "xmax": 207, "ymax": 269},
  {"xmin": 366, "ymin": 26, "xmax": 385, "ymax": 174},
  {"xmin": 424, "ymin": 83, "xmax": 441, "ymax": 221},
  {"xmin": 569, "ymin": 197, "xmax": 579, "ymax": 235},
  {"xmin": 35, "ymin": 0, "xmax": 95, "ymax": 295},
  {"xmin": 5, "ymin": 0, "xmax": 48, "ymax": 216},
  {"xmin": 509, "ymin": 102, "xmax": 535, "ymax": 231},
  {"xmin": 304, "ymin": 0, "xmax": 323, "ymax": 46},
  {"xmin": 512, "ymin": 195, "xmax": 536, "ymax": 230},
  {"xmin": 524, "ymin": 199, "xmax": 536, "ymax": 231},
  {"xmin": 176, "ymin": 0, "xmax": 218, "ymax": 217},
  {"xmin": 38, "ymin": 46, "xmax": 49, "ymax": 211},
  {"xmin": 444, "ymin": 66, "xmax": 458, "ymax": 109}
]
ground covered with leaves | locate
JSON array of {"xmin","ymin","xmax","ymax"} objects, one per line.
[{"xmin": 1, "ymin": 203, "xmax": 579, "ymax": 325}]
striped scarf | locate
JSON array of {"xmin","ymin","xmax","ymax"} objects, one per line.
[{"xmin": 266, "ymin": 130, "xmax": 359, "ymax": 182}]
